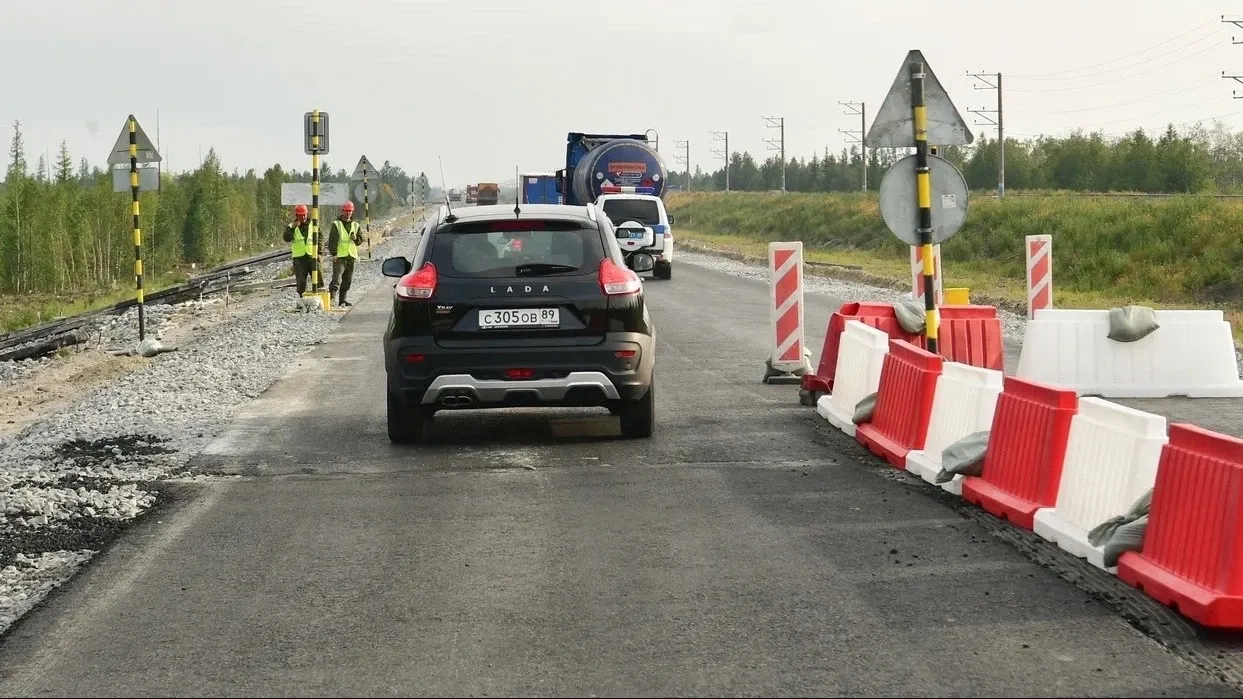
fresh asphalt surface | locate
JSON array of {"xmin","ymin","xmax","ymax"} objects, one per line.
[{"xmin": 0, "ymin": 256, "xmax": 1237, "ymax": 697}]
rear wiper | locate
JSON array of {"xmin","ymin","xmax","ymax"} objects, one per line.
[{"xmin": 515, "ymin": 263, "xmax": 578, "ymax": 276}]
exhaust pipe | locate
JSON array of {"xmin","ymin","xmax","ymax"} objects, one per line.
[{"xmin": 437, "ymin": 393, "xmax": 475, "ymax": 407}]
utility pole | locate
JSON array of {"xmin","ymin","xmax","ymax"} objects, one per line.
[
  {"xmin": 673, "ymin": 139, "xmax": 690, "ymax": 191},
  {"xmin": 1222, "ymin": 16, "xmax": 1243, "ymax": 97},
  {"xmin": 968, "ymin": 71, "xmax": 1004, "ymax": 198},
  {"xmin": 710, "ymin": 130, "xmax": 730, "ymax": 192},
  {"xmin": 762, "ymin": 116, "xmax": 786, "ymax": 192},
  {"xmin": 839, "ymin": 101, "xmax": 867, "ymax": 192}
]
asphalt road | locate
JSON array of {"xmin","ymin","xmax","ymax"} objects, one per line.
[{"xmin": 0, "ymin": 257, "xmax": 1236, "ymax": 697}]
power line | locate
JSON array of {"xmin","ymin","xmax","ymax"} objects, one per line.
[
  {"xmin": 1022, "ymin": 77, "xmax": 1216, "ymax": 116},
  {"xmin": 967, "ymin": 72, "xmax": 1005, "ymax": 198},
  {"xmin": 673, "ymin": 139, "xmax": 690, "ymax": 191},
  {"xmin": 710, "ymin": 130, "xmax": 729, "ymax": 192},
  {"xmin": 1014, "ymin": 29, "xmax": 1221, "ymax": 82},
  {"xmin": 762, "ymin": 116, "xmax": 785, "ymax": 192},
  {"xmin": 838, "ymin": 101, "xmax": 866, "ymax": 192},
  {"xmin": 1008, "ymin": 19, "xmax": 1217, "ymax": 78},
  {"xmin": 1010, "ymin": 40, "xmax": 1228, "ymax": 93}
]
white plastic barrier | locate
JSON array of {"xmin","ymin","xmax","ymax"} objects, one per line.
[
  {"xmin": 816, "ymin": 321, "xmax": 888, "ymax": 438},
  {"xmin": 1032, "ymin": 397, "xmax": 1167, "ymax": 571},
  {"xmin": 1016, "ymin": 309, "xmax": 1243, "ymax": 398},
  {"xmin": 904, "ymin": 362, "xmax": 1004, "ymax": 496}
]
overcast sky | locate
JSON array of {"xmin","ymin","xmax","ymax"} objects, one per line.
[{"xmin": 3, "ymin": 0, "xmax": 1240, "ymax": 186}]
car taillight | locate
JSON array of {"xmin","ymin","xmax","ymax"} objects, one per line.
[
  {"xmin": 615, "ymin": 350, "xmax": 636, "ymax": 358},
  {"xmin": 506, "ymin": 368, "xmax": 535, "ymax": 380},
  {"xmin": 598, "ymin": 259, "xmax": 642, "ymax": 297},
  {"xmin": 396, "ymin": 262, "xmax": 437, "ymax": 300}
]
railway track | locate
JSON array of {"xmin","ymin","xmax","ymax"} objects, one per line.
[{"xmin": 0, "ymin": 249, "xmax": 296, "ymax": 362}]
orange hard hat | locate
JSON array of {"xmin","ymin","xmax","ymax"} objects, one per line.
[
  {"xmin": 342, "ymin": 201, "xmax": 355, "ymax": 213},
  {"xmin": 294, "ymin": 204, "xmax": 308, "ymax": 217}
]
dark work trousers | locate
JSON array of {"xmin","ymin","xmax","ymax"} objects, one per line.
[
  {"xmin": 293, "ymin": 255, "xmax": 323, "ymax": 295},
  {"xmin": 331, "ymin": 256, "xmax": 357, "ymax": 303}
]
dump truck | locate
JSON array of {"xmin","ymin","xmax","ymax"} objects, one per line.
[
  {"xmin": 476, "ymin": 182, "xmax": 499, "ymax": 206},
  {"xmin": 465, "ymin": 184, "xmax": 478, "ymax": 203}
]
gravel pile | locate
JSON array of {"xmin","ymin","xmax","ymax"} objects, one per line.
[
  {"xmin": 0, "ymin": 211, "xmax": 422, "ymax": 637},
  {"xmin": 0, "ymin": 357, "xmax": 53, "ymax": 386}
]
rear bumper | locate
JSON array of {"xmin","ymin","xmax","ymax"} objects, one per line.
[{"xmin": 385, "ymin": 333, "xmax": 654, "ymax": 409}]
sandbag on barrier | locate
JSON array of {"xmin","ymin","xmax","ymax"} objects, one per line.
[
  {"xmin": 905, "ymin": 362, "xmax": 1004, "ymax": 495},
  {"xmin": 855, "ymin": 339, "xmax": 942, "ymax": 469},
  {"xmin": 1016, "ymin": 309, "xmax": 1243, "ymax": 398},
  {"xmin": 1031, "ymin": 398, "xmax": 1167, "ymax": 571},
  {"xmin": 816, "ymin": 321, "xmax": 889, "ymax": 438},
  {"xmin": 961, "ymin": 376, "xmax": 1078, "ymax": 530},
  {"xmin": 935, "ymin": 431, "xmax": 991, "ymax": 485},
  {"xmin": 1118, "ymin": 424, "xmax": 1243, "ymax": 629}
]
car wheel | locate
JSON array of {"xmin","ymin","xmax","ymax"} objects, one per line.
[
  {"xmin": 654, "ymin": 261, "xmax": 672, "ymax": 280},
  {"xmin": 387, "ymin": 390, "xmax": 430, "ymax": 444},
  {"xmin": 619, "ymin": 381, "xmax": 655, "ymax": 438}
]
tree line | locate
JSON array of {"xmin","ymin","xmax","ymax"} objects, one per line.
[
  {"xmin": 0, "ymin": 121, "xmax": 427, "ymax": 297},
  {"xmin": 668, "ymin": 120, "xmax": 1243, "ymax": 195}
]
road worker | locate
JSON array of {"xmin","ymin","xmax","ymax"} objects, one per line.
[
  {"xmin": 281, "ymin": 204, "xmax": 321, "ymax": 295},
  {"xmin": 328, "ymin": 200, "xmax": 363, "ymax": 307}
]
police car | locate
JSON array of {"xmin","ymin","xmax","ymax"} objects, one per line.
[{"xmin": 595, "ymin": 185, "xmax": 673, "ymax": 280}]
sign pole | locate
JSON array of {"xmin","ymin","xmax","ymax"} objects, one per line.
[
  {"xmin": 310, "ymin": 109, "xmax": 322, "ymax": 295},
  {"xmin": 909, "ymin": 61, "xmax": 939, "ymax": 355},
  {"xmin": 364, "ymin": 164, "xmax": 371, "ymax": 259},
  {"xmin": 129, "ymin": 116, "xmax": 145, "ymax": 341}
]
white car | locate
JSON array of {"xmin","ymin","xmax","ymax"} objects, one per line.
[{"xmin": 596, "ymin": 192, "xmax": 674, "ymax": 280}]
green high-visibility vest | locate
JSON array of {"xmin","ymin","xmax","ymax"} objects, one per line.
[
  {"xmin": 334, "ymin": 219, "xmax": 360, "ymax": 259},
  {"xmin": 289, "ymin": 222, "xmax": 314, "ymax": 258}
]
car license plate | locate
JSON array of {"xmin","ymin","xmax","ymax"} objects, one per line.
[{"xmin": 479, "ymin": 308, "xmax": 560, "ymax": 329}]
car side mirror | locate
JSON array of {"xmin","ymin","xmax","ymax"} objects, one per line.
[
  {"xmin": 382, "ymin": 256, "xmax": 411, "ymax": 277},
  {"xmin": 630, "ymin": 253, "xmax": 656, "ymax": 273},
  {"xmin": 667, "ymin": 215, "xmax": 676, "ymax": 224}
]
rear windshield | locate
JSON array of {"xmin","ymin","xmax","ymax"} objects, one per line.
[
  {"xmin": 429, "ymin": 220, "xmax": 605, "ymax": 278},
  {"xmin": 601, "ymin": 199, "xmax": 661, "ymax": 226}
]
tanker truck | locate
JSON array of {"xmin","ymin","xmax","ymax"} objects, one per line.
[
  {"xmin": 555, "ymin": 132, "xmax": 674, "ymax": 280},
  {"xmin": 555, "ymin": 132, "xmax": 667, "ymax": 206}
]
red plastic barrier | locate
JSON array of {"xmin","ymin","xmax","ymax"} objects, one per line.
[
  {"xmin": 1117, "ymin": 424, "xmax": 1243, "ymax": 629},
  {"xmin": 803, "ymin": 302, "xmax": 918, "ymax": 394},
  {"xmin": 855, "ymin": 339, "xmax": 942, "ymax": 469},
  {"xmin": 961, "ymin": 377, "xmax": 1077, "ymax": 530},
  {"xmin": 925, "ymin": 305, "xmax": 1004, "ymax": 371}
]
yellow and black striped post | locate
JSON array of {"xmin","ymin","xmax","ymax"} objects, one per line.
[
  {"xmin": 909, "ymin": 61, "xmax": 939, "ymax": 354},
  {"xmin": 363, "ymin": 166, "xmax": 371, "ymax": 259},
  {"xmin": 310, "ymin": 109, "xmax": 322, "ymax": 293},
  {"xmin": 129, "ymin": 117, "xmax": 145, "ymax": 341}
]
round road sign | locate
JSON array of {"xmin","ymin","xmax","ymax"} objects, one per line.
[{"xmin": 878, "ymin": 153, "xmax": 969, "ymax": 246}]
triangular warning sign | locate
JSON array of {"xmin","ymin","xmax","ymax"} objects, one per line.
[
  {"xmin": 865, "ymin": 50, "xmax": 973, "ymax": 149},
  {"xmin": 351, "ymin": 155, "xmax": 376, "ymax": 180},
  {"xmin": 106, "ymin": 115, "xmax": 162, "ymax": 165}
]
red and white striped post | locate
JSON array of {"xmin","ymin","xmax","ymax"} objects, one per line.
[
  {"xmin": 765, "ymin": 241, "xmax": 805, "ymax": 384},
  {"xmin": 1026, "ymin": 234, "xmax": 1052, "ymax": 319},
  {"xmin": 910, "ymin": 245, "xmax": 944, "ymax": 305}
]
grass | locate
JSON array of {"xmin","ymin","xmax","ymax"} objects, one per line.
[
  {"xmin": 0, "ymin": 249, "xmax": 284, "ymax": 334},
  {"xmin": 667, "ymin": 191, "xmax": 1243, "ymax": 343},
  {"xmin": 0, "ymin": 205, "xmax": 429, "ymax": 335}
]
